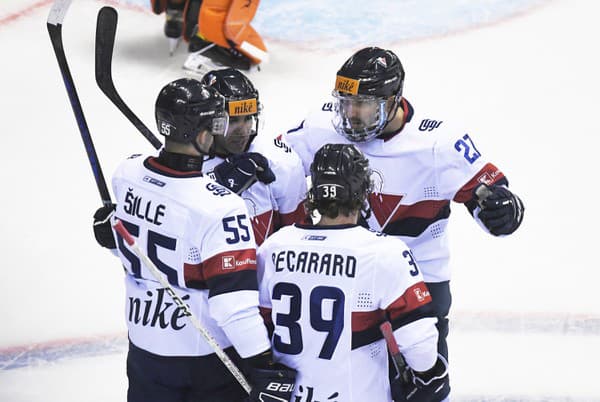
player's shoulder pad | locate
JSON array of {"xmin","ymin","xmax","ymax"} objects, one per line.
[
  {"xmin": 251, "ymin": 135, "xmax": 303, "ymax": 174},
  {"xmin": 301, "ymin": 100, "xmax": 336, "ymax": 131}
]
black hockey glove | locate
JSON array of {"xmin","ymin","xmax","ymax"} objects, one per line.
[
  {"xmin": 243, "ymin": 351, "xmax": 296, "ymax": 402},
  {"xmin": 211, "ymin": 152, "xmax": 276, "ymax": 195},
  {"xmin": 392, "ymin": 354, "xmax": 449, "ymax": 402},
  {"xmin": 93, "ymin": 204, "xmax": 116, "ymax": 250},
  {"xmin": 475, "ymin": 183, "xmax": 524, "ymax": 236}
]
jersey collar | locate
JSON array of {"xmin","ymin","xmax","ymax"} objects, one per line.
[{"xmin": 376, "ymin": 97, "xmax": 414, "ymax": 142}]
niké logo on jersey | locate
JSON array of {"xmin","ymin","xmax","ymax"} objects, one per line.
[
  {"xmin": 128, "ymin": 288, "xmax": 189, "ymax": 330},
  {"xmin": 418, "ymin": 119, "xmax": 443, "ymax": 132}
]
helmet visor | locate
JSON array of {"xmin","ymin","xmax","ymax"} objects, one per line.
[
  {"xmin": 220, "ymin": 114, "xmax": 258, "ymax": 153},
  {"xmin": 331, "ymin": 91, "xmax": 388, "ymax": 142}
]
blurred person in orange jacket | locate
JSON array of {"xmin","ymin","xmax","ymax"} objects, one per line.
[{"xmin": 151, "ymin": 0, "xmax": 267, "ymax": 71}]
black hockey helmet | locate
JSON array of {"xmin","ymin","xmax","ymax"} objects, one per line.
[
  {"xmin": 155, "ymin": 78, "xmax": 228, "ymax": 144},
  {"xmin": 309, "ymin": 144, "xmax": 372, "ymax": 214},
  {"xmin": 200, "ymin": 69, "xmax": 261, "ymax": 151},
  {"xmin": 335, "ymin": 47, "xmax": 404, "ymax": 98},
  {"xmin": 332, "ymin": 47, "xmax": 405, "ymax": 142}
]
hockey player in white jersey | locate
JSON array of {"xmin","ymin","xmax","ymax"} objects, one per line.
[
  {"xmin": 257, "ymin": 144, "xmax": 448, "ymax": 402},
  {"xmin": 92, "ymin": 78, "xmax": 295, "ymax": 402},
  {"xmin": 198, "ymin": 68, "xmax": 307, "ymax": 245},
  {"xmin": 283, "ymin": 47, "xmax": 525, "ymax": 401}
]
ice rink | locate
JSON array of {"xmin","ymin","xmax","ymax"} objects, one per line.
[{"xmin": 1, "ymin": 0, "xmax": 599, "ymax": 400}]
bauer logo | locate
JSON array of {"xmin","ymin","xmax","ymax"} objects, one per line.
[
  {"xmin": 222, "ymin": 256, "xmax": 236, "ymax": 270},
  {"xmin": 143, "ymin": 176, "xmax": 166, "ymax": 187},
  {"xmin": 229, "ymin": 99, "xmax": 257, "ymax": 116},
  {"xmin": 335, "ymin": 75, "xmax": 359, "ymax": 95}
]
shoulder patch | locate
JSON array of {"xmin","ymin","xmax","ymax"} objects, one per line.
[
  {"xmin": 321, "ymin": 102, "xmax": 334, "ymax": 112},
  {"xmin": 127, "ymin": 153, "xmax": 142, "ymax": 159},
  {"xmin": 418, "ymin": 119, "xmax": 443, "ymax": 132}
]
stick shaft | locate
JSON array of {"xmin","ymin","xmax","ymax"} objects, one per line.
[
  {"xmin": 113, "ymin": 220, "xmax": 252, "ymax": 394},
  {"xmin": 47, "ymin": 0, "xmax": 112, "ymax": 206}
]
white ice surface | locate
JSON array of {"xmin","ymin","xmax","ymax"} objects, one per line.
[{"xmin": 1, "ymin": 0, "xmax": 599, "ymax": 400}]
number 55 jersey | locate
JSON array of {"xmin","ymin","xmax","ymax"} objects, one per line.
[
  {"xmin": 257, "ymin": 224, "xmax": 439, "ymax": 402},
  {"xmin": 111, "ymin": 154, "xmax": 270, "ymax": 359}
]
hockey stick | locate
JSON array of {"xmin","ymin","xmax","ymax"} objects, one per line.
[
  {"xmin": 47, "ymin": 0, "xmax": 112, "ymax": 206},
  {"xmin": 95, "ymin": 6, "xmax": 163, "ymax": 150},
  {"xmin": 380, "ymin": 321, "xmax": 413, "ymax": 383},
  {"xmin": 112, "ymin": 219, "xmax": 252, "ymax": 394}
]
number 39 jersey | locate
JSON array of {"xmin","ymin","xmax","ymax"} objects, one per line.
[
  {"xmin": 111, "ymin": 154, "xmax": 270, "ymax": 358},
  {"xmin": 283, "ymin": 99, "xmax": 509, "ymax": 282},
  {"xmin": 257, "ymin": 224, "xmax": 439, "ymax": 402}
]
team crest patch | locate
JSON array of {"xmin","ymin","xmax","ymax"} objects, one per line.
[
  {"xmin": 229, "ymin": 99, "xmax": 257, "ymax": 116},
  {"xmin": 222, "ymin": 256, "xmax": 236, "ymax": 270},
  {"xmin": 335, "ymin": 75, "xmax": 359, "ymax": 95}
]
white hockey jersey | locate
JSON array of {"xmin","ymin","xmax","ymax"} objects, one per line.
[
  {"xmin": 111, "ymin": 154, "xmax": 270, "ymax": 358},
  {"xmin": 203, "ymin": 134, "xmax": 307, "ymax": 245},
  {"xmin": 283, "ymin": 99, "xmax": 508, "ymax": 282},
  {"xmin": 257, "ymin": 224, "xmax": 439, "ymax": 402}
]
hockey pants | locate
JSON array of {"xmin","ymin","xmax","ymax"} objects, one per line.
[{"xmin": 127, "ymin": 341, "xmax": 248, "ymax": 402}]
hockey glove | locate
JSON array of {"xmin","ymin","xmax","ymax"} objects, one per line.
[
  {"xmin": 475, "ymin": 183, "xmax": 524, "ymax": 236},
  {"xmin": 392, "ymin": 354, "xmax": 449, "ymax": 402},
  {"xmin": 244, "ymin": 351, "xmax": 296, "ymax": 402},
  {"xmin": 93, "ymin": 204, "xmax": 116, "ymax": 250},
  {"xmin": 211, "ymin": 152, "xmax": 276, "ymax": 195}
]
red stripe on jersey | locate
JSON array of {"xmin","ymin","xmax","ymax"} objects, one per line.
[
  {"xmin": 352, "ymin": 310, "xmax": 386, "ymax": 332},
  {"xmin": 386, "ymin": 282, "xmax": 432, "ymax": 321},
  {"xmin": 184, "ymin": 248, "xmax": 257, "ymax": 285},
  {"xmin": 369, "ymin": 193, "xmax": 449, "ymax": 228},
  {"xmin": 259, "ymin": 307, "xmax": 272, "ymax": 325},
  {"xmin": 453, "ymin": 163, "xmax": 506, "ymax": 203},
  {"xmin": 279, "ymin": 202, "xmax": 307, "ymax": 227},
  {"xmin": 251, "ymin": 210, "xmax": 275, "ymax": 246}
]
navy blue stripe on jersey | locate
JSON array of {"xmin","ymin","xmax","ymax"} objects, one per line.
[
  {"xmin": 378, "ymin": 201, "xmax": 450, "ymax": 237},
  {"xmin": 184, "ymin": 248, "xmax": 257, "ymax": 290},
  {"xmin": 143, "ymin": 157, "xmax": 204, "ymax": 178},
  {"xmin": 207, "ymin": 270, "xmax": 259, "ymax": 298},
  {"xmin": 285, "ymin": 120, "xmax": 305, "ymax": 135},
  {"xmin": 351, "ymin": 310, "xmax": 386, "ymax": 349},
  {"xmin": 259, "ymin": 307, "xmax": 274, "ymax": 336},
  {"xmin": 389, "ymin": 303, "xmax": 437, "ymax": 331}
]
